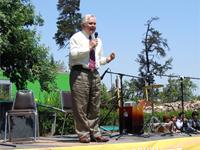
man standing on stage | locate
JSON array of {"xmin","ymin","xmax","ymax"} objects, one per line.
[{"xmin": 69, "ymin": 14, "xmax": 115, "ymax": 143}]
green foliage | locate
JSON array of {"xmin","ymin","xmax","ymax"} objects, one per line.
[
  {"xmin": 38, "ymin": 109, "xmax": 56, "ymax": 136},
  {"xmin": 99, "ymin": 84, "xmax": 119, "ymax": 126},
  {"xmin": 100, "ymin": 108, "xmax": 118, "ymax": 126},
  {"xmin": 160, "ymin": 78, "xmax": 197, "ymax": 103},
  {"xmin": 35, "ymin": 52, "xmax": 58, "ymax": 92},
  {"xmin": 38, "ymin": 107, "xmax": 75, "ymax": 136},
  {"xmin": 38, "ymin": 91, "xmax": 60, "ymax": 107},
  {"xmin": 56, "ymin": 113, "xmax": 74, "ymax": 134},
  {"xmin": 123, "ymin": 79, "xmax": 143, "ymax": 101},
  {"xmin": 0, "ymin": 88, "xmax": 9, "ymax": 100},
  {"xmin": 0, "ymin": 0, "xmax": 57, "ymax": 92},
  {"xmin": 54, "ymin": 0, "xmax": 82, "ymax": 48},
  {"xmin": 100, "ymin": 83, "xmax": 112, "ymax": 108}
]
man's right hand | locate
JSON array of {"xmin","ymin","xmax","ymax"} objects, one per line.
[{"xmin": 89, "ymin": 39, "xmax": 98, "ymax": 50}]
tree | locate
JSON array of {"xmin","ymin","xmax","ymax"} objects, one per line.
[
  {"xmin": 0, "ymin": 0, "xmax": 57, "ymax": 91},
  {"xmin": 35, "ymin": 49, "xmax": 57, "ymax": 92},
  {"xmin": 50, "ymin": 54, "xmax": 67, "ymax": 72},
  {"xmin": 123, "ymin": 17, "xmax": 173, "ymax": 99},
  {"xmin": 54, "ymin": 0, "xmax": 82, "ymax": 49},
  {"xmin": 136, "ymin": 17, "xmax": 173, "ymax": 91},
  {"xmin": 123, "ymin": 79, "xmax": 142, "ymax": 102},
  {"xmin": 160, "ymin": 77, "xmax": 197, "ymax": 103}
]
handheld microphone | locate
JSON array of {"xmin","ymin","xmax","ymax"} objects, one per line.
[
  {"xmin": 94, "ymin": 32, "xmax": 98, "ymax": 39},
  {"xmin": 101, "ymin": 68, "xmax": 109, "ymax": 80},
  {"xmin": 89, "ymin": 32, "xmax": 98, "ymax": 40}
]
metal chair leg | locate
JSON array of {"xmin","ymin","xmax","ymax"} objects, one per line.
[
  {"xmin": 8, "ymin": 115, "xmax": 11, "ymax": 142},
  {"xmin": 36, "ymin": 114, "xmax": 40, "ymax": 139},
  {"xmin": 61, "ymin": 113, "xmax": 68, "ymax": 136},
  {"xmin": 51, "ymin": 112, "xmax": 57, "ymax": 136},
  {"xmin": 34, "ymin": 114, "xmax": 36, "ymax": 141},
  {"xmin": 33, "ymin": 112, "xmax": 40, "ymax": 141},
  {"xmin": 4, "ymin": 112, "xmax": 8, "ymax": 142}
]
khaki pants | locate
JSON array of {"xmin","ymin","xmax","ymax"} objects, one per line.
[{"xmin": 70, "ymin": 69, "xmax": 101, "ymax": 138}]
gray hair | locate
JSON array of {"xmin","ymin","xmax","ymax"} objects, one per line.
[{"xmin": 81, "ymin": 14, "xmax": 96, "ymax": 27}]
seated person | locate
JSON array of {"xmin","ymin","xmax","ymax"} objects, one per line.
[
  {"xmin": 153, "ymin": 114, "xmax": 174, "ymax": 133},
  {"xmin": 162, "ymin": 115, "xmax": 175, "ymax": 133},
  {"xmin": 187, "ymin": 111, "xmax": 200, "ymax": 133},
  {"xmin": 175, "ymin": 112, "xmax": 188, "ymax": 131},
  {"xmin": 171, "ymin": 115, "xmax": 179, "ymax": 133}
]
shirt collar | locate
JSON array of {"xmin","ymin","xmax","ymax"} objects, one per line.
[{"xmin": 82, "ymin": 30, "xmax": 90, "ymax": 39}]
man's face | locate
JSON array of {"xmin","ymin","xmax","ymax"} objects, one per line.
[
  {"xmin": 83, "ymin": 17, "xmax": 96, "ymax": 35},
  {"xmin": 193, "ymin": 114, "xmax": 198, "ymax": 120}
]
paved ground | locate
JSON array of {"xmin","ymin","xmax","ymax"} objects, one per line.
[{"xmin": 0, "ymin": 132, "xmax": 199, "ymax": 149}]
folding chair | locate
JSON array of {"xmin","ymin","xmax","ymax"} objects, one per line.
[
  {"xmin": 4, "ymin": 90, "xmax": 39, "ymax": 142},
  {"xmin": 60, "ymin": 91, "xmax": 73, "ymax": 136}
]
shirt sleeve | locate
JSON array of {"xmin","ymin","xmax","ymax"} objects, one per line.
[
  {"xmin": 99, "ymin": 56, "xmax": 107, "ymax": 65},
  {"xmin": 98, "ymin": 39, "xmax": 107, "ymax": 65},
  {"xmin": 69, "ymin": 36, "xmax": 90, "ymax": 59}
]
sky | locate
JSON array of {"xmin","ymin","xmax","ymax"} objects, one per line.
[{"xmin": 31, "ymin": 0, "xmax": 200, "ymax": 94}]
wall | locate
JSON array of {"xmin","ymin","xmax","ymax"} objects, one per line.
[{"xmin": 0, "ymin": 71, "xmax": 70, "ymax": 102}]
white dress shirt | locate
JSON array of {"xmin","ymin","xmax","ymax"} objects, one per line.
[
  {"xmin": 175, "ymin": 118, "xmax": 183, "ymax": 130},
  {"xmin": 69, "ymin": 31, "xmax": 107, "ymax": 69}
]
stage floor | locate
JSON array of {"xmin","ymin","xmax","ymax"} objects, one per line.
[{"xmin": 0, "ymin": 133, "xmax": 200, "ymax": 150}]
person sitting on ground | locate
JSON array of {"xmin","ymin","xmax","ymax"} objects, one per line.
[
  {"xmin": 153, "ymin": 114, "xmax": 174, "ymax": 133},
  {"xmin": 162, "ymin": 114, "xmax": 175, "ymax": 133},
  {"xmin": 170, "ymin": 115, "xmax": 179, "ymax": 133},
  {"xmin": 175, "ymin": 112, "xmax": 189, "ymax": 132},
  {"xmin": 187, "ymin": 111, "xmax": 200, "ymax": 134}
]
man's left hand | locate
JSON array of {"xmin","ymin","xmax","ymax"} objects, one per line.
[{"xmin": 107, "ymin": 52, "xmax": 115, "ymax": 63}]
